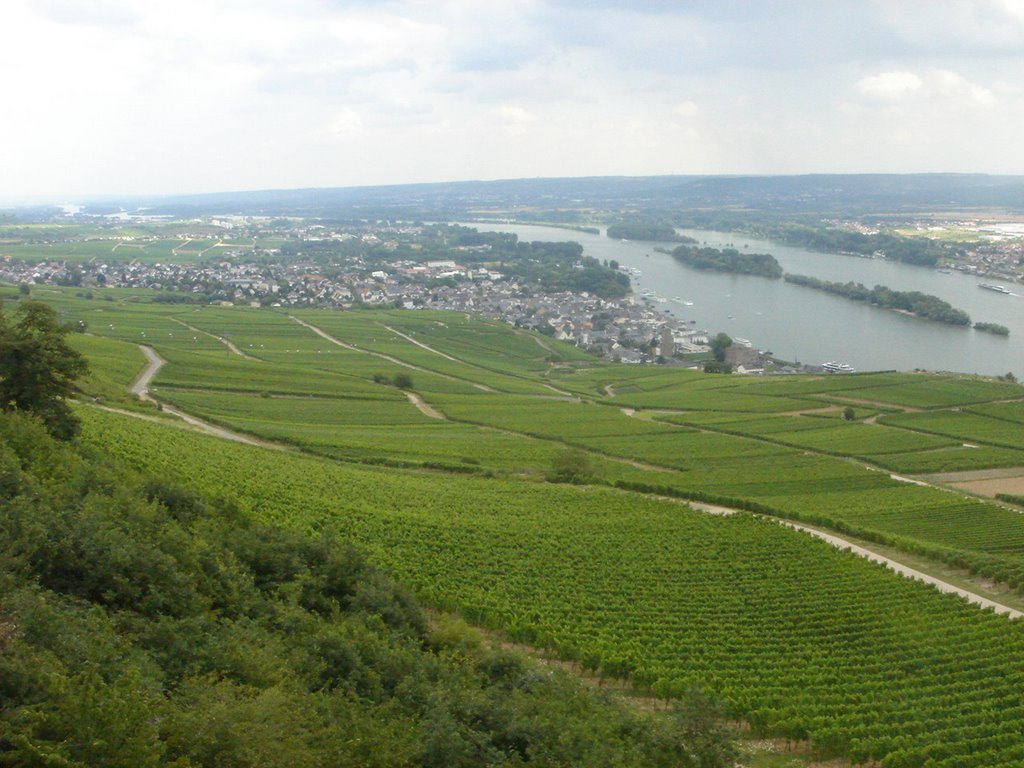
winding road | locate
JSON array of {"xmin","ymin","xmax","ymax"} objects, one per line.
[
  {"xmin": 127, "ymin": 345, "xmax": 280, "ymax": 449},
  {"xmin": 169, "ymin": 317, "xmax": 259, "ymax": 360}
]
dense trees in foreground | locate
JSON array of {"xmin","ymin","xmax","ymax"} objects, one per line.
[
  {"xmin": 0, "ymin": 410, "xmax": 735, "ymax": 767},
  {"xmin": 0, "ymin": 301, "xmax": 87, "ymax": 439}
]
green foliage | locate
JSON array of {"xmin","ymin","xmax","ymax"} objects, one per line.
[
  {"xmin": 547, "ymin": 448, "xmax": 594, "ymax": 483},
  {"xmin": 842, "ymin": 406, "xmax": 855, "ymax": 421},
  {"xmin": 710, "ymin": 333, "xmax": 732, "ymax": 362},
  {"xmin": 606, "ymin": 222, "xmax": 687, "ymax": 241},
  {"xmin": 784, "ymin": 274, "xmax": 972, "ymax": 325},
  {"xmin": 974, "ymin": 321, "xmax": 1010, "ymax": 336},
  {"xmin": 759, "ymin": 222, "xmax": 943, "ymax": 266},
  {"xmin": 0, "ymin": 409, "xmax": 736, "ymax": 768},
  {"xmin": 703, "ymin": 361, "xmax": 733, "ymax": 374},
  {"xmin": 0, "ymin": 301, "xmax": 88, "ymax": 439},
  {"xmin": 671, "ymin": 245, "xmax": 783, "ymax": 278},
  {"xmin": 73, "ymin": 407, "xmax": 1024, "ymax": 768}
]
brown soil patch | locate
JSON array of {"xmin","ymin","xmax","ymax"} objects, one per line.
[
  {"xmin": 921, "ymin": 466, "xmax": 1024, "ymax": 483},
  {"xmin": 949, "ymin": 475, "xmax": 1024, "ymax": 497}
]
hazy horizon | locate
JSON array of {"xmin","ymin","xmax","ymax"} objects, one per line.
[{"xmin": 6, "ymin": 0, "xmax": 1024, "ymax": 200}]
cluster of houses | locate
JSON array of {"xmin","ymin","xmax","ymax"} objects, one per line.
[{"xmin": 2, "ymin": 233, "xmax": 716, "ymax": 365}]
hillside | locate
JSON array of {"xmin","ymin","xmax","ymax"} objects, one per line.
[
  {"xmin": 8, "ymin": 286, "xmax": 1024, "ymax": 765},
  {"xmin": 0, "ymin": 408, "xmax": 735, "ymax": 767}
]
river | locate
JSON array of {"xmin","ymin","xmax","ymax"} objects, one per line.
[{"xmin": 463, "ymin": 222, "xmax": 1023, "ymax": 377}]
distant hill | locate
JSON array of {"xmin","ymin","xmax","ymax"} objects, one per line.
[{"xmin": 82, "ymin": 173, "xmax": 1024, "ymax": 219}]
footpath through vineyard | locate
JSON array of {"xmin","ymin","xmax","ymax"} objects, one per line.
[{"xmin": 119, "ymin": 346, "xmax": 1023, "ymax": 620}]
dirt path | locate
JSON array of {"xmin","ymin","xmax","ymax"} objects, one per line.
[
  {"xmin": 516, "ymin": 329, "xmax": 554, "ymax": 354},
  {"xmin": 125, "ymin": 345, "xmax": 282, "ymax": 449},
  {"xmin": 169, "ymin": 317, "xmax": 259, "ymax": 360},
  {"xmin": 129, "ymin": 345, "xmax": 165, "ymax": 398},
  {"xmin": 406, "ymin": 392, "xmax": 444, "ymax": 420},
  {"xmin": 542, "ymin": 383, "xmax": 577, "ymax": 397},
  {"xmin": 290, "ymin": 315, "xmax": 493, "ymax": 391},
  {"xmin": 688, "ymin": 501, "xmax": 738, "ymax": 516},
  {"xmin": 171, "ymin": 238, "xmax": 193, "ymax": 255},
  {"xmin": 775, "ymin": 405, "xmax": 843, "ymax": 417},
  {"xmin": 378, "ymin": 323, "xmax": 498, "ymax": 392},
  {"xmin": 379, "ymin": 323, "xmax": 463, "ymax": 364},
  {"xmin": 777, "ymin": 519, "xmax": 1022, "ymax": 618},
  {"xmin": 824, "ymin": 395, "xmax": 921, "ymax": 413},
  {"xmin": 604, "ymin": 384, "xmax": 616, "ymax": 397}
]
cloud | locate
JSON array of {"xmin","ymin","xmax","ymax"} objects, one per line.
[
  {"xmin": 856, "ymin": 68, "xmax": 996, "ymax": 107},
  {"xmin": 673, "ymin": 100, "xmax": 700, "ymax": 118},
  {"xmin": 3, "ymin": 0, "xmax": 1024, "ymax": 197},
  {"xmin": 329, "ymin": 107, "xmax": 363, "ymax": 133},
  {"xmin": 857, "ymin": 70, "xmax": 923, "ymax": 101}
]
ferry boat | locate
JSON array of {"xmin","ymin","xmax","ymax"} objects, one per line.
[
  {"xmin": 822, "ymin": 361, "xmax": 855, "ymax": 373},
  {"xmin": 978, "ymin": 282, "xmax": 1011, "ymax": 294}
]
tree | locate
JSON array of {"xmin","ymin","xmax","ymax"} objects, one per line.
[
  {"xmin": 842, "ymin": 406, "xmax": 856, "ymax": 421},
  {"xmin": 0, "ymin": 301, "xmax": 88, "ymax": 439},
  {"xmin": 703, "ymin": 361, "xmax": 732, "ymax": 374},
  {"xmin": 710, "ymin": 333, "xmax": 732, "ymax": 362},
  {"xmin": 547, "ymin": 448, "xmax": 593, "ymax": 483}
]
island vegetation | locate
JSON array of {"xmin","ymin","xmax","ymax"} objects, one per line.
[
  {"xmin": 974, "ymin": 321, "xmax": 1010, "ymax": 336},
  {"xmin": 606, "ymin": 222, "xmax": 692, "ymax": 242},
  {"xmin": 784, "ymin": 273, "xmax": 972, "ymax": 325},
  {"xmin": 670, "ymin": 244, "xmax": 783, "ymax": 278}
]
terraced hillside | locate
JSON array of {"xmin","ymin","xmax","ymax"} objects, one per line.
[{"xmin": 24, "ymin": 286, "xmax": 1024, "ymax": 765}]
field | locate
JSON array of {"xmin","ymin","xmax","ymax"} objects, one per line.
[
  {"xmin": 22, "ymin": 288, "xmax": 1024, "ymax": 765},
  {"xmin": 38, "ymin": 291, "xmax": 1024, "ymax": 584},
  {"xmin": 79, "ymin": 406, "xmax": 1024, "ymax": 767}
]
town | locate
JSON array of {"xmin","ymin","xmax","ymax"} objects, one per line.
[{"xmin": 1, "ymin": 219, "xmax": 741, "ymax": 368}]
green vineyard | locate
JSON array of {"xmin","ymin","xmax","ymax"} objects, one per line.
[{"xmin": 21, "ymin": 287, "xmax": 1024, "ymax": 765}]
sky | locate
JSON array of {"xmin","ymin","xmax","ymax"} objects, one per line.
[{"xmin": 4, "ymin": 0, "xmax": 1024, "ymax": 201}]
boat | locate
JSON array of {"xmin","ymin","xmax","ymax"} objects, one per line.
[
  {"xmin": 822, "ymin": 361, "xmax": 855, "ymax": 373},
  {"xmin": 978, "ymin": 282, "xmax": 1011, "ymax": 294},
  {"xmin": 734, "ymin": 337, "xmax": 753, "ymax": 348},
  {"xmin": 936, "ymin": 268, "xmax": 952, "ymax": 274}
]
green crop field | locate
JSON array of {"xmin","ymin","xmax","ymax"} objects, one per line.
[
  {"xmin": 879, "ymin": 410, "xmax": 1024, "ymax": 450},
  {"xmin": 78, "ymin": 406, "xmax": 1024, "ymax": 768},
  {"xmin": 24, "ymin": 287, "xmax": 1024, "ymax": 766},
  {"xmin": 42, "ymin": 294, "xmax": 1024, "ymax": 591}
]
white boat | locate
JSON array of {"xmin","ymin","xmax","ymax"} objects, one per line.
[
  {"xmin": 822, "ymin": 361, "xmax": 855, "ymax": 373},
  {"xmin": 734, "ymin": 337, "xmax": 753, "ymax": 348},
  {"xmin": 978, "ymin": 282, "xmax": 1011, "ymax": 294}
]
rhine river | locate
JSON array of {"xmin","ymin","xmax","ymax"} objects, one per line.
[{"xmin": 465, "ymin": 222, "xmax": 1023, "ymax": 377}]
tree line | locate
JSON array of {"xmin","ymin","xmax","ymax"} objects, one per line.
[{"xmin": 784, "ymin": 274, "xmax": 971, "ymax": 325}]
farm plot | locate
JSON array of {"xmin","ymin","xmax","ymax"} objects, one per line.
[
  {"xmin": 880, "ymin": 410, "xmax": 1024, "ymax": 451},
  {"xmin": 79, "ymin": 406, "xmax": 1024, "ymax": 768}
]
